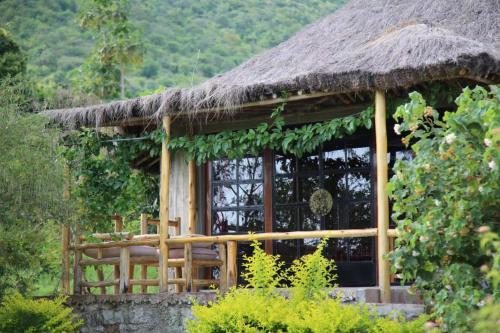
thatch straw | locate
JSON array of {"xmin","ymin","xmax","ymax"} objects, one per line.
[{"xmin": 44, "ymin": 0, "xmax": 500, "ymax": 128}]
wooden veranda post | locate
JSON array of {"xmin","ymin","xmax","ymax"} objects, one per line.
[
  {"xmin": 61, "ymin": 166, "xmax": 71, "ymax": 294},
  {"xmin": 113, "ymin": 215, "xmax": 123, "ymax": 294},
  {"xmin": 188, "ymin": 152, "xmax": 197, "ymax": 235},
  {"xmin": 159, "ymin": 116, "xmax": 172, "ymax": 292},
  {"xmin": 375, "ymin": 90, "xmax": 391, "ymax": 303},
  {"xmin": 227, "ymin": 241, "xmax": 238, "ymax": 288},
  {"xmin": 140, "ymin": 213, "xmax": 148, "ymax": 293}
]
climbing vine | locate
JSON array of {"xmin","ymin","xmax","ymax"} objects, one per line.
[
  {"xmin": 62, "ymin": 129, "xmax": 159, "ymax": 231},
  {"xmin": 166, "ymin": 103, "xmax": 375, "ymax": 165}
]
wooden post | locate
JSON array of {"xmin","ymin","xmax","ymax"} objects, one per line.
[
  {"xmin": 73, "ymin": 224, "xmax": 83, "ymax": 295},
  {"xmin": 96, "ymin": 249, "xmax": 106, "ymax": 294},
  {"xmin": 140, "ymin": 213, "xmax": 148, "ymax": 293},
  {"xmin": 61, "ymin": 166, "xmax": 71, "ymax": 294},
  {"xmin": 227, "ymin": 241, "xmax": 238, "ymax": 288},
  {"xmin": 119, "ymin": 247, "xmax": 130, "ymax": 293},
  {"xmin": 188, "ymin": 159, "xmax": 196, "ymax": 235},
  {"xmin": 375, "ymin": 90, "xmax": 391, "ymax": 303},
  {"xmin": 184, "ymin": 243, "xmax": 193, "ymax": 292},
  {"xmin": 159, "ymin": 116, "xmax": 171, "ymax": 292},
  {"xmin": 218, "ymin": 243, "xmax": 228, "ymax": 292},
  {"xmin": 61, "ymin": 226, "xmax": 71, "ymax": 294},
  {"xmin": 113, "ymin": 215, "xmax": 123, "ymax": 294}
]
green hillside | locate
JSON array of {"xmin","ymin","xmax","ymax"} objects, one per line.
[{"xmin": 0, "ymin": 0, "xmax": 345, "ymax": 98}]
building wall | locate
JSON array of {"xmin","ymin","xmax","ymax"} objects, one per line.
[
  {"xmin": 168, "ymin": 151, "xmax": 205, "ymax": 235},
  {"xmin": 69, "ymin": 288, "xmax": 423, "ymax": 333}
]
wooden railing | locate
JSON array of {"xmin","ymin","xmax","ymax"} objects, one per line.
[{"xmin": 64, "ymin": 228, "xmax": 398, "ymax": 295}]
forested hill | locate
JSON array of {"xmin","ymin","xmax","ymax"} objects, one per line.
[{"xmin": 0, "ymin": 0, "xmax": 345, "ymax": 97}]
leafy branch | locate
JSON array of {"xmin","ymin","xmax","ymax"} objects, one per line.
[{"xmin": 166, "ymin": 103, "xmax": 375, "ymax": 165}]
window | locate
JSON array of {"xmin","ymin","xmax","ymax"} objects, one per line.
[
  {"xmin": 273, "ymin": 140, "xmax": 374, "ymax": 268},
  {"xmin": 211, "ymin": 157, "xmax": 264, "ymax": 235}
]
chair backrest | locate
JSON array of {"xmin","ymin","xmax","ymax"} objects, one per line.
[{"xmin": 140, "ymin": 213, "xmax": 181, "ymax": 236}]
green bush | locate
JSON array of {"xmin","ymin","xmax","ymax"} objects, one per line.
[
  {"xmin": 389, "ymin": 85, "xmax": 500, "ymax": 331},
  {"xmin": 471, "ymin": 302, "xmax": 500, "ymax": 333},
  {"xmin": 0, "ymin": 292, "xmax": 82, "ymax": 333},
  {"xmin": 187, "ymin": 240, "xmax": 428, "ymax": 333}
]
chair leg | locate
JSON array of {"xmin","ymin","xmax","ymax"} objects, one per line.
[
  {"xmin": 113, "ymin": 265, "xmax": 120, "ymax": 294},
  {"xmin": 175, "ymin": 267, "xmax": 183, "ymax": 292},
  {"xmin": 184, "ymin": 243, "xmax": 193, "ymax": 292},
  {"xmin": 141, "ymin": 265, "xmax": 148, "ymax": 293},
  {"xmin": 128, "ymin": 264, "xmax": 135, "ymax": 293}
]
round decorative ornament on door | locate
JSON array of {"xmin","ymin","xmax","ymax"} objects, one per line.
[{"xmin": 309, "ymin": 189, "xmax": 333, "ymax": 217}]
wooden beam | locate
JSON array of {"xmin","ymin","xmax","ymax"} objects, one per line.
[
  {"xmin": 73, "ymin": 224, "xmax": 83, "ymax": 295},
  {"xmin": 96, "ymin": 249, "xmax": 106, "ymax": 294},
  {"xmin": 188, "ymin": 159, "xmax": 197, "ymax": 234},
  {"xmin": 184, "ymin": 243, "xmax": 193, "ymax": 292},
  {"xmin": 159, "ymin": 116, "xmax": 171, "ymax": 292},
  {"xmin": 113, "ymin": 216, "xmax": 123, "ymax": 295},
  {"xmin": 227, "ymin": 241, "xmax": 238, "ymax": 288},
  {"xmin": 140, "ymin": 213, "xmax": 148, "ymax": 293},
  {"xmin": 218, "ymin": 243, "xmax": 228, "ymax": 292},
  {"xmin": 165, "ymin": 228, "xmax": 380, "ymax": 244},
  {"xmin": 195, "ymin": 103, "xmax": 369, "ymax": 134},
  {"xmin": 61, "ymin": 226, "xmax": 70, "ymax": 294},
  {"xmin": 119, "ymin": 247, "xmax": 130, "ymax": 294},
  {"xmin": 61, "ymin": 166, "xmax": 71, "ymax": 294},
  {"xmin": 73, "ymin": 239, "xmax": 159, "ymax": 250},
  {"xmin": 375, "ymin": 90, "xmax": 391, "ymax": 303}
]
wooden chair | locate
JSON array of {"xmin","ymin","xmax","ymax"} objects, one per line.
[
  {"xmin": 79, "ymin": 214, "xmax": 227, "ymax": 294},
  {"xmin": 142, "ymin": 214, "xmax": 227, "ymax": 292}
]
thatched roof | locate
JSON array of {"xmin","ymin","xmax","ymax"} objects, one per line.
[{"xmin": 45, "ymin": 0, "xmax": 500, "ymax": 128}]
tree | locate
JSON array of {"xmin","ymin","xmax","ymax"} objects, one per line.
[
  {"xmin": 0, "ymin": 28, "xmax": 26, "ymax": 78},
  {"xmin": 77, "ymin": 0, "xmax": 144, "ymax": 99},
  {"xmin": 0, "ymin": 76, "xmax": 67, "ymax": 298},
  {"xmin": 389, "ymin": 86, "xmax": 499, "ymax": 331}
]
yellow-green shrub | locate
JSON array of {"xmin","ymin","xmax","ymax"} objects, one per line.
[
  {"xmin": 187, "ymin": 240, "xmax": 428, "ymax": 333},
  {"xmin": 0, "ymin": 292, "xmax": 82, "ymax": 333}
]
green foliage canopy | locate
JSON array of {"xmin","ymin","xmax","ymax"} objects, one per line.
[
  {"xmin": 77, "ymin": 0, "xmax": 144, "ymax": 99},
  {"xmin": 0, "ymin": 28, "xmax": 26, "ymax": 78},
  {"xmin": 0, "ymin": 76, "xmax": 68, "ymax": 298},
  {"xmin": 389, "ymin": 86, "xmax": 500, "ymax": 331},
  {"xmin": 0, "ymin": 0, "xmax": 345, "ymax": 95}
]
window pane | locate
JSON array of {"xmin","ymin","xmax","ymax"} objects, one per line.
[
  {"xmin": 299, "ymin": 176, "xmax": 320, "ymax": 202},
  {"xmin": 301, "ymin": 238, "xmax": 321, "ymax": 256},
  {"xmin": 275, "ymin": 154, "xmax": 295, "ymax": 174},
  {"xmin": 324, "ymin": 239, "xmax": 349, "ymax": 262},
  {"xmin": 275, "ymin": 239, "xmax": 298, "ymax": 266},
  {"xmin": 324, "ymin": 174, "xmax": 346, "ymax": 198},
  {"xmin": 324, "ymin": 149, "xmax": 345, "ymax": 170},
  {"xmin": 239, "ymin": 210, "xmax": 264, "ymax": 233},
  {"xmin": 239, "ymin": 183, "xmax": 263, "ymax": 206},
  {"xmin": 275, "ymin": 208, "xmax": 297, "ymax": 231},
  {"xmin": 213, "ymin": 185, "xmax": 238, "ymax": 207},
  {"xmin": 298, "ymin": 153, "xmax": 320, "ymax": 173},
  {"xmin": 350, "ymin": 238, "xmax": 372, "ymax": 261},
  {"xmin": 301, "ymin": 207, "xmax": 321, "ymax": 231},
  {"xmin": 347, "ymin": 171, "xmax": 371, "ymax": 200},
  {"xmin": 213, "ymin": 159, "xmax": 237, "ymax": 180},
  {"xmin": 212, "ymin": 211, "xmax": 237, "ymax": 234},
  {"xmin": 349, "ymin": 202, "xmax": 371, "ymax": 229},
  {"xmin": 239, "ymin": 157, "xmax": 263, "ymax": 180},
  {"xmin": 347, "ymin": 147, "xmax": 370, "ymax": 168},
  {"xmin": 324, "ymin": 202, "xmax": 341, "ymax": 230},
  {"xmin": 275, "ymin": 176, "xmax": 295, "ymax": 204}
]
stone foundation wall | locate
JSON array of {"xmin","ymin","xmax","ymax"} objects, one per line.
[{"xmin": 69, "ymin": 288, "xmax": 423, "ymax": 333}]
